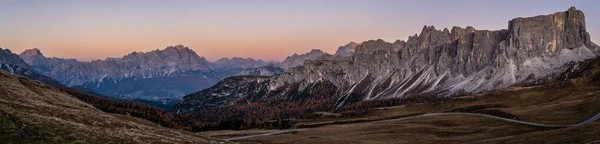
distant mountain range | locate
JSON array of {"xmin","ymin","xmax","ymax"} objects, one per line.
[
  {"xmin": 7, "ymin": 43, "xmax": 347, "ymax": 101},
  {"xmin": 18, "ymin": 45, "xmax": 221, "ymax": 100}
]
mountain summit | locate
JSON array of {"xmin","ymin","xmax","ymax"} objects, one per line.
[
  {"xmin": 334, "ymin": 42, "xmax": 359, "ymax": 56},
  {"xmin": 19, "ymin": 48, "xmax": 44, "ymax": 59},
  {"xmin": 279, "ymin": 49, "xmax": 329, "ymax": 69}
]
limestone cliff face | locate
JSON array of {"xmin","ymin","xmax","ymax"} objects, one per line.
[
  {"xmin": 507, "ymin": 7, "xmax": 591, "ymax": 57},
  {"xmin": 174, "ymin": 7, "xmax": 599, "ymax": 112}
]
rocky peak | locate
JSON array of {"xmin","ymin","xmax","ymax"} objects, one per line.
[
  {"xmin": 416, "ymin": 25, "xmax": 453, "ymax": 49},
  {"xmin": 0, "ymin": 48, "xmax": 28, "ymax": 66},
  {"xmin": 280, "ymin": 49, "xmax": 329, "ymax": 69},
  {"xmin": 308, "ymin": 49, "xmax": 324, "ymax": 54},
  {"xmin": 505, "ymin": 6, "xmax": 594, "ymax": 65},
  {"xmin": 122, "ymin": 45, "xmax": 208, "ymax": 65},
  {"xmin": 164, "ymin": 45, "xmax": 194, "ymax": 53},
  {"xmin": 347, "ymin": 41, "xmax": 359, "ymax": 46},
  {"xmin": 355, "ymin": 39, "xmax": 394, "ymax": 54},
  {"xmin": 173, "ymin": 44, "xmax": 187, "ymax": 50},
  {"xmin": 19, "ymin": 48, "xmax": 47, "ymax": 64},
  {"xmin": 214, "ymin": 57, "xmax": 263, "ymax": 64},
  {"xmin": 335, "ymin": 42, "xmax": 360, "ymax": 57},
  {"xmin": 20, "ymin": 48, "xmax": 44, "ymax": 57}
]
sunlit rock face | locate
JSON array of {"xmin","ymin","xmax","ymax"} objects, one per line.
[{"xmin": 174, "ymin": 7, "xmax": 600, "ymax": 113}]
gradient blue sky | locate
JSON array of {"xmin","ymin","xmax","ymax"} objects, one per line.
[{"xmin": 0, "ymin": 0, "xmax": 598, "ymax": 61}]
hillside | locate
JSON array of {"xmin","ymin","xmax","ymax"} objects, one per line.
[
  {"xmin": 213, "ymin": 55, "xmax": 600, "ymax": 143},
  {"xmin": 0, "ymin": 70, "xmax": 222, "ymax": 143}
]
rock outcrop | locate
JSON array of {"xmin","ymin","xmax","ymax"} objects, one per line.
[
  {"xmin": 334, "ymin": 42, "xmax": 360, "ymax": 57},
  {"xmin": 278, "ymin": 49, "xmax": 330, "ymax": 69},
  {"xmin": 174, "ymin": 7, "xmax": 600, "ymax": 113}
]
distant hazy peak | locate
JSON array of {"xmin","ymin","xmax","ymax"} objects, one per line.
[
  {"xmin": 309, "ymin": 49, "xmax": 324, "ymax": 53},
  {"xmin": 126, "ymin": 45, "xmax": 195, "ymax": 56},
  {"xmin": 335, "ymin": 42, "xmax": 360, "ymax": 56},
  {"xmin": 20, "ymin": 48, "xmax": 45, "ymax": 57},
  {"xmin": 280, "ymin": 48, "xmax": 329, "ymax": 69},
  {"xmin": 165, "ymin": 44, "xmax": 193, "ymax": 51},
  {"xmin": 173, "ymin": 44, "xmax": 187, "ymax": 49}
]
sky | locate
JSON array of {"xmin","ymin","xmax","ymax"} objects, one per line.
[{"xmin": 0, "ymin": 0, "xmax": 598, "ymax": 62}]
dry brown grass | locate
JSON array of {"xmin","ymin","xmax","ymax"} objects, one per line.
[
  {"xmin": 219, "ymin": 78, "xmax": 600, "ymax": 143},
  {"xmin": 0, "ymin": 71, "xmax": 226, "ymax": 143}
]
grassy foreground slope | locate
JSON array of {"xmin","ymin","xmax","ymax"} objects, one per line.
[
  {"xmin": 0, "ymin": 70, "xmax": 223, "ymax": 143},
  {"xmin": 219, "ymin": 58, "xmax": 600, "ymax": 143}
]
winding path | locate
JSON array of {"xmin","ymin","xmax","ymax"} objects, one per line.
[
  {"xmin": 224, "ymin": 112, "xmax": 600, "ymax": 141},
  {"xmin": 223, "ymin": 129, "xmax": 306, "ymax": 141}
]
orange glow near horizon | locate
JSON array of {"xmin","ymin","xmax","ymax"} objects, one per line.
[
  {"xmin": 1, "ymin": 1, "xmax": 598, "ymax": 62},
  {"xmin": 1, "ymin": 30, "xmax": 375, "ymax": 62}
]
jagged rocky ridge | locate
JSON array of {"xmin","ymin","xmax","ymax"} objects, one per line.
[
  {"xmin": 18, "ymin": 44, "xmax": 326, "ymax": 100},
  {"xmin": 21, "ymin": 45, "xmax": 212, "ymax": 86},
  {"xmin": 173, "ymin": 7, "xmax": 600, "ymax": 113},
  {"xmin": 0, "ymin": 48, "xmax": 64, "ymax": 88},
  {"xmin": 18, "ymin": 45, "xmax": 253, "ymax": 100}
]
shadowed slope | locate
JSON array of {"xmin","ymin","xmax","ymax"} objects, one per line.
[{"xmin": 0, "ymin": 70, "xmax": 223, "ymax": 143}]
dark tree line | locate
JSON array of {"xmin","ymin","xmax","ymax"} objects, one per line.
[
  {"xmin": 183, "ymin": 83, "xmax": 449, "ymax": 131},
  {"xmin": 184, "ymin": 81, "xmax": 339, "ymax": 131},
  {"xmin": 340, "ymin": 93, "xmax": 448, "ymax": 112},
  {"xmin": 61, "ymin": 80, "xmax": 447, "ymax": 132},
  {"xmin": 59, "ymin": 88, "xmax": 191, "ymax": 130}
]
